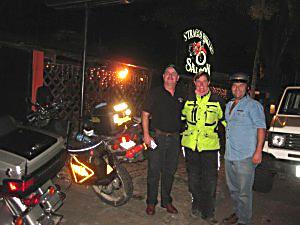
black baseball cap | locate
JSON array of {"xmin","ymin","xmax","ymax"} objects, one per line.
[{"xmin": 164, "ymin": 64, "xmax": 178, "ymax": 74}]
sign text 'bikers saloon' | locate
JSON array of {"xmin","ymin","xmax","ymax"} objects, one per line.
[{"xmin": 183, "ymin": 29, "xmax": 214, "ymax": 75}]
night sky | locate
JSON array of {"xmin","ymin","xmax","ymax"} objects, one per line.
[{"xmin": 0, "ymin": 0, "xmax": 298, "ymax": 77}]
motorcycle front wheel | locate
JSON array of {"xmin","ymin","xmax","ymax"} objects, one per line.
[{"xmin": 92, "ymin": 164, "xmax": 133, "ymax": 207}]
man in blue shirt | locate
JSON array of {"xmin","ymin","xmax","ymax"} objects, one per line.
[{"xmin": 223, "ymin": 73, "xmax": 266, "ymax": 225}]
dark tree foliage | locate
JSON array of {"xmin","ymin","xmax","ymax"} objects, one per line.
[{"xmin": 0, "ymin": 0, "xmax": 299, "ymax": 91}]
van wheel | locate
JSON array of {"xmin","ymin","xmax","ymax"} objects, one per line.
[{"xmin": 253, "ymin": 168, "xmax": 275, "ymax": 193}]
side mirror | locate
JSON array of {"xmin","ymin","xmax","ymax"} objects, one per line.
[{"xmin": 270, "ymin": 104, "xmax": 276, "ymax": 115}]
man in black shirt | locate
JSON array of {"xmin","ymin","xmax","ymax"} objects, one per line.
[{"xmin": 142, "ymin": 64, "xmax": 184, "ymax": 215}]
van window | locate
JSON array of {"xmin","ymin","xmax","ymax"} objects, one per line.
[{"xmin": 279, "ymin": 89, "xmax": 300, "ymax": 115}]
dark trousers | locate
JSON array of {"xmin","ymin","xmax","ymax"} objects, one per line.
[
  {"xmin": 185, "ymin": 148, "xmax": 218, "ymax": 218},
  {"xmin": 146, "ymin": 134, "xmax": 180, "ymax": 206}
]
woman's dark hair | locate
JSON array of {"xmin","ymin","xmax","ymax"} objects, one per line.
[{"xmin": 193, "ymin": 71, "xmax": 210, "ymax": 82}]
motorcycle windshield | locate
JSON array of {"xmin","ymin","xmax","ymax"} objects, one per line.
[{"xmin": 0, "ymin": 128, "xmax": 57, "ymax": 160}]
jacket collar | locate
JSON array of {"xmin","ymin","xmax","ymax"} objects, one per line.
[{"xmin": 230, "ymin": 94, "xmax": 248, "ymax": 103}]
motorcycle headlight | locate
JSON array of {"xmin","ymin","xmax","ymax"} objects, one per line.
[
  {"xmin": 271, "ymin": 134, "xmax": 286, "ymax": 147},
  {"xmin": 113, "ymin": 102, "xmax": 128, "ymax": 112},
  {"xmin": 113, "ymin": 114, "xmax": 119, "ymax": 124},
  {"xmin": 125, "ymin": 109, "xmax": 131, "ymax": 116},
  {"xmin": 113, "ymin": 113, "xmax": 131, "ymax": 126},
  {"xmin": 112, "ymin": 102, "xmax": 131, "ymax": 126}
]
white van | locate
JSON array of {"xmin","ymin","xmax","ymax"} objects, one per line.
[{"xmin": 254, "ymin": 86, "xmax": 300, "ymax": 192}]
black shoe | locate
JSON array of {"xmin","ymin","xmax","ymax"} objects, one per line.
[
  {"xmin": 222, "ymin": 213, "xmax": 238, "ymax": 225},
  {"xmin": 190, "ymin": 200, "xmax": 201, "ymax": 217},
  {"xmin": 191, "ymin": 208, "xmax": 201, "ymax": 218}
]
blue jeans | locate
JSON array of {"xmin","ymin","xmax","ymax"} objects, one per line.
[
  {"xmin": 146, "ymin": 134, "xmax": 180, "ymax": 206},
  {"xmin": 225, "ymin": 158, "xmax": 256, "ymax": 225}
]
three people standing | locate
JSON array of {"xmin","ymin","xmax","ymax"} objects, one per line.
[{"xmin": 142, "ymin": 68, "xmax": 266, "ymax": 225}]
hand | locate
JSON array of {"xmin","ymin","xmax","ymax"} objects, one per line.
[
  {"xmin": 252, "ymin": 151, "xmax": 262, "ymax": 164},
  {"xmin": 143, "ymin": 133, "xmax": 153, "ymax": 146}
]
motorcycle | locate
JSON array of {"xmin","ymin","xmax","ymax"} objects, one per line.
[
  {"xmin": 26, "ymin": 99, "xmax": 68, "ymax": 137},
  {"xmin": 85, "ymin": 101, "xmax": 145, "ymax": 161},
  {"xmin": 25, "ymin": 98, "xmax": 145, "ymax": 206},
  {"xmin": 66, "ymin": 101, "xmax": 146, "ymax": 206},
  {"xmin": 0, "ymin": 115, "xmax": 66, "ymax": 225},
  {"xmin": 26, "ymin": 100, "xmax": 62, "ymax": 128}
]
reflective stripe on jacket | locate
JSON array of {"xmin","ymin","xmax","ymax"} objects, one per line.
[{"xmin": 181, "ymin": 91, "xmax": 226, "ymax": 151}]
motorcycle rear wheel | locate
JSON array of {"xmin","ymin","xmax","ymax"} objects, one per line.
[{"xmin": 92, "ymin": 164, "xmax": 133, "ymax": 207}]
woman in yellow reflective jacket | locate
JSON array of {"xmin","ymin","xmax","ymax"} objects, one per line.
[{"xmin": 181, "ymin": 72, "xmax": 226, "ymax": 224}]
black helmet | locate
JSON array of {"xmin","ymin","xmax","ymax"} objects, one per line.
[{"xmin": 230, "ymin": 72, "xmax": 249, "ymax": 84}]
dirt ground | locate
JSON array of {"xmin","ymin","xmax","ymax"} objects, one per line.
[{"xmin": 57, "ymin": 153, "xmax": 300, "ymax": 225}]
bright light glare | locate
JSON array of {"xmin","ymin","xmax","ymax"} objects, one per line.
[
  {"xmin": 113, "ymin": 114, "xmax": 119, "ymax": 123},
  {"xmin": 120, "ymin": 140, "xmax": 136, "ymax": 150},
  {"xmin": 113, "ymin": 102, "xmax": 128, "ymax": 112},
  {"xmin": 107, "ymin": 164, "xmax": 113, "ymax": 175},
  {"xmin": 9, "ymin": 183, "xmax": 17, "ymax": 191},
  {"xmin": 72, "ymin": 165, "xmax": 89, "ymax": 177},
  {"xmin": 70, "ymin": 156, "xmax": 95, "ymax": 183},
  {"xmin": 270, "ymin": 104, "xmax": 276, "ymax": 114},
  {"xmin": 118, "ymin": 68, "xmax": 128, "ymax": 79},
  {"xmin": 125, "ymin": 109, "xmax": 131, "ymax": 116},
  {"xmin": 272, "ymin": 135, "xmax": 285, "ymax": 147},
  {"xmin": 296, "ymin": 166, "xmax": 300, "ymax": 178}
]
